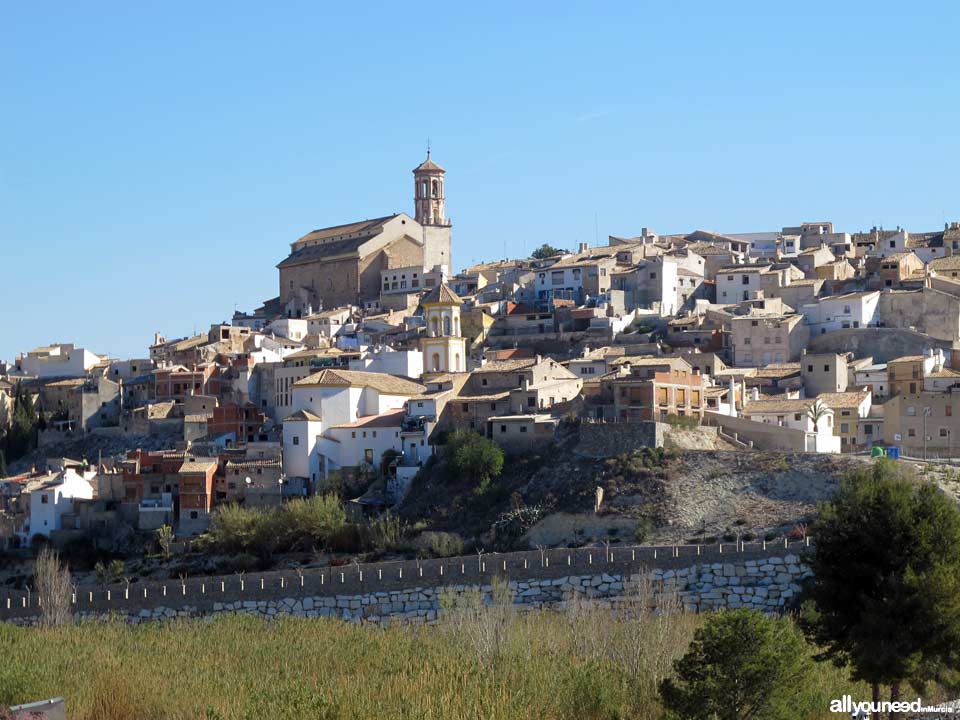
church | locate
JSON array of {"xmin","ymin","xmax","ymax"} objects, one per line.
[{"xmin": 276, "ymin": 152, "xmax": 453, "ymax": 317}]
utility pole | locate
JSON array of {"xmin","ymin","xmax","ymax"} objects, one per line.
[{"xmin": 923, "ymin": 406, "xmax": 932, "ymax": 460}]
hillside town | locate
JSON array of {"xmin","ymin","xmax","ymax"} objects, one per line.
[{"xmin": 2, "ymin": 151, "xmax": 960, "ymax": 550}]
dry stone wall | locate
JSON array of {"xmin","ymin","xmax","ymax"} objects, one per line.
[{"xmin": 4, "ymin": 546, "xmax": 811, "ymax": 627}]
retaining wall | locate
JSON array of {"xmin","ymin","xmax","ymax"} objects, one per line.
[{"xmin": 1, "ymin": 540, "xmax": 811, "ymax": 624}]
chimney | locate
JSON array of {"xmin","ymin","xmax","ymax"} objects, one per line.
[
  {"xmin": 578, "ymin": 242, "xmax": 589, "ymax": 254},
  {"xmin": 751, "ymin": 386, "xmax": 760, "ymax": 402}
]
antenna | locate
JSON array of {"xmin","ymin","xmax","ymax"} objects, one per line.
[{"xmin": 426, "ymin": 138, "xmax": 431, "ymax": 159}]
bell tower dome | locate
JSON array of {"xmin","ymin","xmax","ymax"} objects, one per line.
[{"xmin": 413, "ymin": 148, "xmax": 449, "ymax": 227}]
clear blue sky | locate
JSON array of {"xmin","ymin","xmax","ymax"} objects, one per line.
[{"xmin": 2, "ymin": 2, "xmax": 958, "ymax": 361}]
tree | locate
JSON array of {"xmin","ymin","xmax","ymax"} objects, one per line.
[
  {"xmin": 1, "ymin": 383, "xmax": 40, "ymax": 464},
  {"xmin": 530, "ymin": 243, "xmax": 568, "ymax": 260},
  {"xmin": 804, "ymin": 459, "xmax": 960, "ymax": 717},
  {"xmin": 34, "ymin": 546, "xmax": 72, "ymax": 628},
  {"xmin": 659, "ymin": 608, "xmax": 817, "ymax": 720},
  {"xmin": 445, "ymin": 430, "xmax": 504, "ymax": 488},
  {"xmin": 806, "ymin": 399, "xmax": 829, "ymax": 433},
  {"xmin": 155, "ymin": 525, "xmax": 174, "ymax": 561}
]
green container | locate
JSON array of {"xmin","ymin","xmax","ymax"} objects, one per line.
[{"xmin": 871, "ymin": 446, "xmax": 885, "ymax": 458}]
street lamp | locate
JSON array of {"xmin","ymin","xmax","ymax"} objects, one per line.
[{"xmin": 923, "ymin": 406, "xmax": 932, "ymax": 461}]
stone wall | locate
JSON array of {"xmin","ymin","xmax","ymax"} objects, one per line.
[
  {"xmin": 2, "ymin": 542, "xmax": 811, "ymax": 626},
  {"xmin": 6, "ymin": 554, "xmax": 810, "ymax": 627},
  {"xmin": 808, "ymin": 326, "xmax": 953, "ymax": 363},
  {"xmin": 576, "ymin": 421, "xmax": 663, "ymax": 457}
]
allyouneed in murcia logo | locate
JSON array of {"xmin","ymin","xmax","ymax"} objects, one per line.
[{"xmin": 830, "ymin": 694, "xmax": 960, "ymax": 716}]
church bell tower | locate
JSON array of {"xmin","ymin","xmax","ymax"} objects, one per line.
[{"xmin": 413, "ymin": 148, "xmax": 449, "ymax": 227}]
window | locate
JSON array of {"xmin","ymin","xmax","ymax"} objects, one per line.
[
  {"xmin": 941, "ymin": 428, "xmax": 949, "ymax": 438},
  {"xmin": 372, "ymin": 431, "xmax": 377, "ymax": 438},
  {"xmin": 742, "ymin": 275, "xmax": 750, "ymax": 285},
  {"xmin": 527, "ymin": 397, "xmax": 535, "ymax": 407},
  {"xmin": 794, "ymin": 413, "xmax": 802, "ymax": 421},
  {"xmin": 864, "ymin": 425, "xmax": 873, "ymax": 436},
  {"xmin": 364, "ymin": 449, "xmax": 374, "ymax": 464},
  {"xmin": 744, "ymin": 338, "xmax": 751, "ymax": 345},
  {"xmin": 807, "ymin": 365, "xmax": 814, "ymax": 373},
  {"xmin": 41, "ymin": 494, "xmax": 49, "ymax": 504},
  {"xmin": 907, "ymin": 406, "xmax": 917, "ymax": 416},
  {"xmin": 351, "ymin": 431, "xmax": 356, "ymax": 438},
  {"xmin": 292, "ymin": 436, "xmax": 300, "ymax": 446},
  {"xmin": 490, "ymin": 403, "xmax": 497, "ymax": 410},
  {"xmin": 727, "ymin": 275, "xmax": 734, "ymax": 281},
  {"xmin": 500, "ymin": 425, "xmax": 507, "ymax": 433},
  {"xmin": 462, "ymin": 403, "xmax": 468, "ymax": 412},
  {"xmin": 948, "ymin": 406, "xmax": 953, "ymax": 417},
  {"xmin": 482, "ymin": 378, "xmax": 488, "ymax": 386},
  {"xmin": 551, "ymin": 271, "xmax": 564, "ymax": 285},
  {"xmin": 841, "ymin": 423, "xmax": 849, "ymax": 433},
  {"xmin": 908, "ymin": 428, "xmax": 917, "ymax": 437},
  {"xmin": 650, "ymin": 272, "xmax": 657, "ymax": 279},
  {"xmin": 824, "ymin": 365, "xmax": 830, "ymax": 372},
  {"xmin": 764, "ymin": 337, "xmax": 770, "ymax": 345},
  {"xmin": 520, "ymin": 426, "xmax": 528, "ymax": 433}
]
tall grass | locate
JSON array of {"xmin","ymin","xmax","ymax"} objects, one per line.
[{"xmin": 0, "ymin": 601, "xmax": 867, "ymax": 720}]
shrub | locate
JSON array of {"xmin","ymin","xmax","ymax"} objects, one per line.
[
  {"xmin": 664, "ymin": 414, "xmax": 699, "ymax": 430},
  {"xmin": 445, "ymin": 430, "xmax": 505, "ymax": 488},
  {"xmin": 634, "ymin": 517, "xmax": 654, "ymax": 544},
  {"xmin": 421, "ymin": 531, "xmax": 464, "ymax": 558},
  {"xmin": 660, "ymin": 609, "xmax": 819, "ymax": 720}
]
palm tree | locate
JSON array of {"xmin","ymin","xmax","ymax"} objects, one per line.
[{"xmin": 806, "ymin": 399, "xmax": 829, "ymax": 433}]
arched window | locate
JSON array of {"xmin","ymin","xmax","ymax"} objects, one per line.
[
  {"xmin": 443, "ymin": 316, "xmax": 451, "ymax": 335},
  {"xmin": 430, "ymin": 316, "xmax": 439, "ymax": 337},
  {"xmin": 420, "ymin": 181, "xmax": 427, "ymax": 198},
  {"xmin": 453, "ymin": 317, "xmax": 460, "ymax": 336},
  {"xmin": 432, "ymin": 179, "xmax": 439, "ymax": 197},
  {"xmin": 454, "ymin": 353, "xmax": 461, "ymax": 372},
  {"xmin": 432, "ymin": 353, "xmax": 441, "ymax": 372}
]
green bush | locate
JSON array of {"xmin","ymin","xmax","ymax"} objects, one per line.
[
  {"xmin": 660, "ymin": 609, "xmax": 820, "ymax": 720},
  {"xmin": 664, "ymin": 414, "xmax": 699, "ymax": 430},
  {"xmin": 634, "ymin": 517, "xmax": 654, "ymax": 544},
  {"xmin": 445, "ymin": 430, "xmax": 505, "ymax": 487},
  {"xmin": 204, "ymin": 495, "xmax": 346, "ymax": 556}
]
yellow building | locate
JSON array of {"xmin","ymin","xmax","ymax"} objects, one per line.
[{"xmin": 421, "ymin": 284, "xmax": 467, "ymax": 376}]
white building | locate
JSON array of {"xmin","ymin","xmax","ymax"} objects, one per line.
[
  {"xmin": 853, "ymin": 362, "xmax": 889, "ymax": 403},
  {"xmin": 716, "ymin": 265, "xmax": 770, "ymax": 304},
  {"xmin": 799, "ymin": 291, "xmax": 880, "ymax": 335},
  {"xmin": 740, "ymin": 393, "xmax": 841, "ymax": 453},
  {"xmin": 282, "ymin": 369, "xmax": 424, "ymax": 484},
  {"xmin": 306, "ymin": 308, "xmax": 352, "ymax": 338},
  {"xmin": 14, "ymin": 344, "xmax": 102, "ymax": 379},
  {"xmin": 349, "ymin": 346, "xmax": 424, "ymax": 379},
  {"xmin": 266, "ymin": 318, "xmax": 309, "ymax": 342},
  {"xmin": 20, "ymin": 468, "xmax": 95, "ymax": 542}
]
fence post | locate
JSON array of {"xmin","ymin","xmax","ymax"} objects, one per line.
[
  {"xmin": 784, "ymin": 537, "xmax": 788, "ymax": 549},
  {"xmin": 719, "ymin": 544, "xmax": 723, "ymax": 555},
  {"xmin": 107, "ymin": 590, "xmax": 111, "ymax": 601},
  {"xmin": 399, "ymin": 568, "xmax": 402, "ymax": 580},
  {"xmin": 567, "ymin": 555, "xmax": 571, "ymax": 566},
  {"xmin": 340, "ymin": 572, "xmax": 345, "ymax": 584},
  {"xmin": 260, "ymin": 578, "xmax": 265, "ymax": 591},
  {"xmin": 378, "ymin": 569, "xmax": 382, "ymax": 580},
  {"xmin": 221, "ymin": 581, "xmax": 225, "ymax": 593},
  {"xmin": 632, "ymin": 549, "xmax": 636, "ymax": 561},
  {"xmin": 144, "ymin": 587, "xmax": 148, "ymax": 599},
  {"xmin": 163, "ymin": 585, "xmax": 167, "ymax": 597},
  {"xmin": 359, "ymin": 571, "xmax": 363, "ymax": 583}
]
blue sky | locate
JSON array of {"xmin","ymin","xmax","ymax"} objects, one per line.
[{"xmin": 2, "ymin": 2, "xmax": 958, "ymax": 361}]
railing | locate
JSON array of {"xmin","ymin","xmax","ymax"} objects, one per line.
[{"xmin": 0, "ymin": 538, "xmax": 812, "ymax": 621}]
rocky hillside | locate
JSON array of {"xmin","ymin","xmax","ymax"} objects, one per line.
[{"xmin": 400, "ymin": 424, "xmax": 866, "ymax": 549}]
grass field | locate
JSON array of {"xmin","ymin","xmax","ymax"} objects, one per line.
[{"xmin": 0, "ymin": 598, "xmax": 867, "ymax": 720}]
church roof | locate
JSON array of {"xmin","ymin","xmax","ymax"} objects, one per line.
[
  {"xmin": 277, "ymin": 217, "xmax": 399, "ymax": 269},
  {"xmin": 421, "ymin": 283, "xmax": 463, "ymax": 305},
  {"xmin": 294, "ymin": 368, "xmax": 425, "ymax": 395},
  {"xmin": 413, "ymin": 155, "xmax": 445, "ymax": 173}
]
